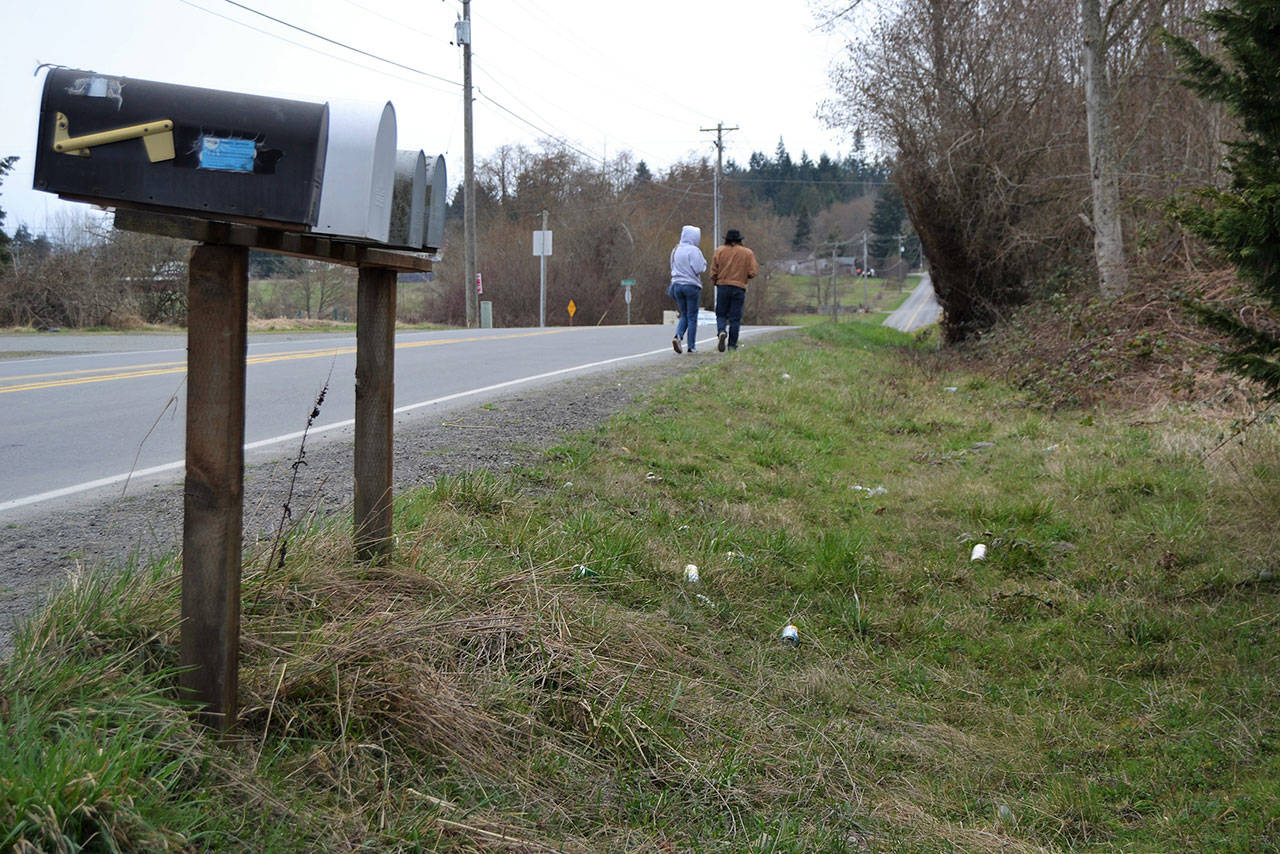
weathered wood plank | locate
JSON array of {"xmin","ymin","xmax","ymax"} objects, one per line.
[
  {"xmin": 354, "ymin": 265, "xmax": 397, "ymax": 562},
  {"xmin": 180, "ymin": 243, "xmax": 249, "ymax": 730},
  {"xmin": 111, "ymin": 208, "xmax": 432, "ymax": 272}
]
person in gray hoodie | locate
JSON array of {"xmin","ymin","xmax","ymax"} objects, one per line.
[{"xmin": 668, "ymin": 224, "xmax": 707, "ymax": 353}]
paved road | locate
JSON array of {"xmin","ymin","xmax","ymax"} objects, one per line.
[
  {"xmin": 883, "ymin": 273, "xmax": 941, "ymax": 332},
  {"xmin": 0, "ymin": 323, "xmax": 787, "ymax": 513}
]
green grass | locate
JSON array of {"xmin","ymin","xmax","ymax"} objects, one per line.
[{"xmin": 3, "ymin": 321, "xmax": 1278, "ymax": 851}]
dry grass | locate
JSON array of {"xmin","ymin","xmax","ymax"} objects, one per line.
[{"xmin": 954, "ymin": 268, "xmax": 1263, "ymax": 413}]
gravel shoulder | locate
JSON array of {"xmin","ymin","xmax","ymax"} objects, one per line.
[{"xmin": 0, "ymin": 355, "xmax": 710, "ymax": 652}]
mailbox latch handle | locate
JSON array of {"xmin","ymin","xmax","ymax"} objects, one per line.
[{"xmin": 53, "ymin": 113, "xmax": 176, "ymax": 163}]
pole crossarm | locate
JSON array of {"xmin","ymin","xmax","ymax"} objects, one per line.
[{"xmin": 700, "ymin": 123, "xmax": 738, "ymax": 247}]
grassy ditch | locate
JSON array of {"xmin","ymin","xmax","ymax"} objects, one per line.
[{"xmin": 3, "ymin": 320, "xmax": 1278, "ymax": 851}]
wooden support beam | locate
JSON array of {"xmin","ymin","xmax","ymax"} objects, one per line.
[
  {"xmin": 110, "ymin": 207, "xmax": 433, "ymax": 272},
  {"xmin": 354, "ymin": 265, "xmax": 397, "ymax": 563},
  {"xmin": 180, "ymin": 243, "xmax": 248, "ymax": 730}
]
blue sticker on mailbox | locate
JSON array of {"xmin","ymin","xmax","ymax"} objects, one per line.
[{"xmin": 198, "ymin": 137, "xmax": 256, "ymax": 172}]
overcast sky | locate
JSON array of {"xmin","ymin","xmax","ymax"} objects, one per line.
[{"xmin": 0, "ymin": 0, "xmax": 861, "ymax": 234}]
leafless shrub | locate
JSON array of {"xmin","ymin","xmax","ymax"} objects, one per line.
[{"xmin": 825, "ymin": 0, "xmax": 1222, "ymax": 343}]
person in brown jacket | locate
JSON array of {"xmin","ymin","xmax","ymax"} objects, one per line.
[{"xmin": 709, "ymin": 228, "xmax": 759, "ymax": 351}]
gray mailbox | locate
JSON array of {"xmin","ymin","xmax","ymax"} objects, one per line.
[
  {"xmin": 33, "ymin": 67, "xmax": 329, "ymax": 227},
  {"xmin": 313, "ymin": 100, "xmax": 396, "ymax": 244},
  {"xmin": 423, "ymin": 154, "xmax": 447, "ymax": 253},
  {"xmin": 387, "ymin": 150, "xmax": 447, "ymax": 252},
  {"xmin": 389, "ymin": 149, "xmax": 426, "ymax": 250}
]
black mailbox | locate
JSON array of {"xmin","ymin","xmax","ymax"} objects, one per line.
[{"xmin": 33, "ymin": 68, "xmax": 329, "ymax": 227}]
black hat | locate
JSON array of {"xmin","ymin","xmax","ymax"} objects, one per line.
[{"xmin": 725, "ymin": 229, "xmax": 743, "ymax": 244}]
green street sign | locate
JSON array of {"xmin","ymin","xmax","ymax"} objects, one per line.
[{"xmin": 621, "ymin": 279, "xmax": 636, "ymax": 287}]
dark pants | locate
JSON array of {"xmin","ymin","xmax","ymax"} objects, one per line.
[{"xmin": 715, "ymin": 285, "xmax": 747, "ymax": 347}]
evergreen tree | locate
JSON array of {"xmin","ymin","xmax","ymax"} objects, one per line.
[
  {"xmin": 868, "ymin": 182, "xmax": 907, "ymax": 265},
  {"xmin": 1168, "ymin": 2, "xmax": 1280, "ymax": 397},
  {"xmin": 633, "ymin": 160, "xmax": 652, "ymax": 184},
  {"xmin": 0, "ymin": 156, "xmax": 16, "ymax": 267},
  {"xmin": 793, "ymin": 205, "xmax": 812, "ymax": 250}
]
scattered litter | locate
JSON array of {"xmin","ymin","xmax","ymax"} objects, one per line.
[
  {"xmin": 695, "ymin": 593, "xmax": 715, "ymax": 606},
  {"xmin": 943, "ymin": 386, "xmax": 958, "ymax": 392},
  {"xmin": 684, "ymin": 563, "xmax": 700, "ymax": 583},
  {"xmin": 645, "ymin": 471, "xmax": 662, "ymax": 482},
  {"xmin": 572, "ymin": 564, "xmax": 598, "ymax": 579},
  {"xmin": 563, "ymin": 481, "xmax": 573, "ymax": 489},
  {"xmin": 781, "ymin": 624, "xmax": 799, "ymax": 646},
  {"xmin": 852, "ymin": 484, "xmax": 887, "ymax": 496},
  {"xmin": 678, "ymin": 524, "xmax": 690, "ymax": 531},
  {"xmin": 781, "ymin": 373, "xmax": 792, "ymax": 380},
  {"xmin": 971, "ymin": 544, "xmax": 988, "ymax": 562},
  {"xmin": 1045, "ymin": 444, "xmax": 1059, "ymax": 452}
]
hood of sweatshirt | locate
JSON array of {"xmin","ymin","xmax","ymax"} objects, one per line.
[{"xmin": 680, "ymin": 225, "xmax": 701, "ymax": 246}]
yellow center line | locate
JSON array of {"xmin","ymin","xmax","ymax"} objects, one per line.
[{"xmin": 0, "ymin": 329, "xmax": 566, "ymax": 394}]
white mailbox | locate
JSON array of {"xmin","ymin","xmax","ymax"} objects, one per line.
[
  {"xmin": 423, "ymin": 154, "xmax": 447, "ymax": 253},
  {"xmin": 388, "ymin": 149, "xmax": 426, "ymax": 250},
  {"xmin": 314, "ymin": 100, "xmax": 396, "ymax": 244}
]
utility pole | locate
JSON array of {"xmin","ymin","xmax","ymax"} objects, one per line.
[
  {"xmin": 831, "ymin": 243, "xmax": 840, "ymax": 322},
  {"xmin": 700, "ymin": 122, "xmax": 738, "ymax": 246},
  {"xmin": 539, "ymin": 208, "xmax": 548, "ymax": 328},
  {"xmin": 459, "ymin": 1, "xmax": 478, "ymax": 328},
  {"xmin": 862, "ymin": 230, "xmax": 869, "ymax": 309}
]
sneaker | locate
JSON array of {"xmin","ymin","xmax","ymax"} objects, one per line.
[
  {"xmin": 717, "ymin": 331, "xmax": 727, "ymax": 352},
  {"xmin": 672, "ymin": 336, "xmax": 682, "ymax": 354}
]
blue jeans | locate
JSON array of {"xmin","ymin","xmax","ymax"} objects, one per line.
[
  {"xmin": 715, "ymin": 285, "xmax": 746, "ymax": 347},
  {"xmin": 672, "ymin": 282, "xmax": 702, "ymax": 351}
]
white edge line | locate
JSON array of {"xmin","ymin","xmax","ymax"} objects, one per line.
[{"xmin": 0, "ymin": 342, "xmax": 702, "ymax": 514}]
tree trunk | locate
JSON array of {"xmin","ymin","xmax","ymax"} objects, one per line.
[{"xmin": 1082, "ymin": 0, "xmax": 1130, "ymax": 298}]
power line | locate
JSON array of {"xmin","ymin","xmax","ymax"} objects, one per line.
[
  {"xmin": 188, "ymin": 0, "xmax": 857, "ymax": 193},
  {"xmin": 221, "ymin": 0, "xmax": 460, "ymax": 88},
  {"xmin": 183, "ymin": 0, "xmax": 607, "ymax": 166},
  {"xmin": 473, "ymin": 88, "xmax": 603, "ymax": 165},
  {"xmin": 175, "ymin": 0, "xmax": 456, "ymax": 97}
]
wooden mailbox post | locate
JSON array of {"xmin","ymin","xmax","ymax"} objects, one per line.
[{"xmin": 113, "ymin": 211, "xmax": 428, "ymax": 728}]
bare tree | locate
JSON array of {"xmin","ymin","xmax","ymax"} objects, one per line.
[{"xmin": 1083, "ymin": 0, "xmax": 1131, "ymax": 297}]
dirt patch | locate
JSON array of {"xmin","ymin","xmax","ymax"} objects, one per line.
[
  {"xmin": 0, "ymin": 356, "xmax": 709, "ymax": 653},
  {"xmin": 946, "ymin": 269, "xmax": 1262, "ymax": 413}
]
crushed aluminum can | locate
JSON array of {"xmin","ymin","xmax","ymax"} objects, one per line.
[
  {"xmin": 684, "ymin": 564, "xmax": 700, "ymax": 583},
  {"xmin": 970, "ymin": 543, "xmax": 988, "ymax": 562},
  {"xmin": 781, "ymin": 624, "xmax": 799, "ymax": 646}
]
